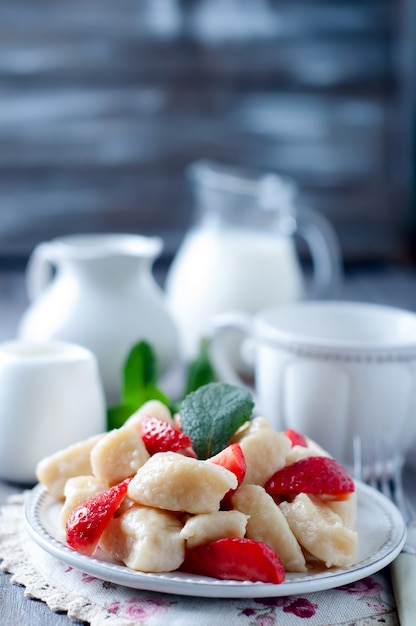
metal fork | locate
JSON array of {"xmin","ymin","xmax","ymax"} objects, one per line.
[
  {"xmin": 353, "ymin": 436, "xmax": 416, "ymax": 552},
  {"xmin": 353, "ymin": 436, "xmax": 416, "ymax": 625}
]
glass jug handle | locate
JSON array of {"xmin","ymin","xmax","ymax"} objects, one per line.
[
  {"xmin": 293, "ymin": 207, "xmax": 343, "ymax": 298},
  {"xmin": 25, "ymin": 242, "xmax": 56, "ymax": 303}
]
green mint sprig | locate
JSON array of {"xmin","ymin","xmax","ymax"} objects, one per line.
[
  {"xmin": 183, "ymin": 338, "xmax": 217, "ymax": 396},
  {"xmin": 107, "ymin": 338, "xmax": 218, "ymax": 431},
  {"xmin": 179, "ymin": 382, "xmax": 254, "ymax": 459},
  {"xmin": 107, "ymin": 341, "xmax": 169, "ymax": 430}
]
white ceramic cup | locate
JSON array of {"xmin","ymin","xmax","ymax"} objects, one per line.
[
  {"xmin": 210, "ymin": 301, "xmax": 416, "ymax": 466},
  {"xmin": 0, "ymin": 340, "xmax": 107, "ymax": 484}
]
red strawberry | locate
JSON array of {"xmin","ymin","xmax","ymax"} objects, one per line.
[
  {"xmin": 140, "ymin": 415, "xmax": 193, "ymax": 455},
  {"xmin": 284, "ymin": 428, "xmax": 308, "ymax": 448},
  {"xmin": 66, "ymin": 478, "xmax": 131, "ymax": 556},
  {"xmin": 207, "ymin": 443, "xmax": 246, "ymax": 486},
  {"xmin": 181, "ymin": 537, "xmax": 285, "ymax": 584},
  {"xmin": 264, "ymin": 456, "xmax": 355, "ymax": 499},
  {"xmin": 207, "ymin": 443, "xmax": 246, "ymax": 502}
]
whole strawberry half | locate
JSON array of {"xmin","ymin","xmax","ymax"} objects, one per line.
[
  {"xmin": 264, "ymin": 456, "xmax": 355, "ymax": 499},
  {"xmin": 181, "ymin": 537, "xmax": 285, "ymax": 584},
  {"xmin": 66, "ymin": 477, "xmax": 131, "ymax": 556},
  {"xmin": 284, "ymin": 428, "xmax": 308, "ymax": 448},
  {"xmin": 140, "ymin": 414, "xmax": 193, "ymax": 455}
]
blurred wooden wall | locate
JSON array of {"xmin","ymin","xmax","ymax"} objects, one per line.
[{"xmin": 0, "ymin": 0, "xmax": 414, "ymax": 267}]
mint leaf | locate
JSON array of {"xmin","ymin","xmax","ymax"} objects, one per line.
[
  {"xmin": 180, "ymin": 382, "xmax": 254, "ymax": 459},
  {"xmin": 107, "ymin": 404, "xmax": 138, "ymax": 430},
  {"xmin": 122, "ymin": 341, "xmax": 169, "ymax": 407},
  {"xmin": 106, "ymin": 341, "xmax": 170, "ymax": 430},
  {"xmin": 184, "ymin": 338, "xmax": 217, "ymax": 396},
  {"xmin": 122, "ymin": 341, "xmax": 158, "ymax": 406}
]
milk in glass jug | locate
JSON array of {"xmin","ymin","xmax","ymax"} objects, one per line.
[{"xmin": 165, "ymin": 160, "xmax": 342, "ymax": 361}]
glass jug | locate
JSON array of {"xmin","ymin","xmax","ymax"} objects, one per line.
[{"xmin": 165, "ymin": 160, "xmax": 343, "ymax": 361}]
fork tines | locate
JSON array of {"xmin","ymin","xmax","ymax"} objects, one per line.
[{"xmin": 352, "ymin": 435, "xmax": 410, "ymax": 523}]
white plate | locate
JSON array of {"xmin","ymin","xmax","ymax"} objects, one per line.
[{"xmin": 24, "ymin": 481, "xmax": 406, "ymax": 599}]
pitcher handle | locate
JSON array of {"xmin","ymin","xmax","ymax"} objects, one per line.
[
  {"xmin": 209, "ymin": 311, "xmax": 255, "ymax": 391},
  {"xmin": 25, "ymin": 242, "xmax": 56, "ymax": 302},
  {"xmin": 294, "ymin": 206, "xmax": 343, "ymax": 299}
]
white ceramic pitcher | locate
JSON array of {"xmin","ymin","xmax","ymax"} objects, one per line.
[
  {"xmin": 18, "ymin": 233, "xmax": 179, "ymax": 404},
  {"xmin": 165, "ymin": 160, "xmax": 343, "ymax": 361}
]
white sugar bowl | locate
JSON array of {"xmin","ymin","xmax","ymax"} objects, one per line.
[{"xmin": 0, "ymin": 340, "xmax": 106, "ymax": 484}]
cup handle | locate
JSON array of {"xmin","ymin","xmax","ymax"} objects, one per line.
[
  {"xmin": 209, "ymin": 311, "xmax": 254, "ymax": 390},
  {"xmin": 25, "ymin": 242, "xmax": 56, "ymax": 302},
  {"xmin": 294, "ymin": 206, "xmax": 343, "ymax": 298}
]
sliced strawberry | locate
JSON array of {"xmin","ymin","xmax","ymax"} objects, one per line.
[
  {"xmin": 207, "ymin": 443, "xmax": 246, "ymax": 501},
  {"xmin": 207, "ymin": 443, "xmax": 246, "ymax": 486},
  {"xmin": 284, "ymin": 428, "xmax": 308, "ymax": 448},
  {"xmin": 140, "ymin": 414, "xmax": 193, "ymax": 455},
  {"xmin": 264, "ymin": 456, "xmax": 355, "ymax": 499},
  {"xmin": 66, "ymin": 478, "xmax": 131, "ymax": 556},
  {"xmin": 181, "ymin": 537, "xmax": 285, "ymax": 584}
]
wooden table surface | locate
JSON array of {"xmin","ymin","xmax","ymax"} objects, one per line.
[{"xmin": 1, "ymin": 265, "xmax": 416, "ymax": 625}]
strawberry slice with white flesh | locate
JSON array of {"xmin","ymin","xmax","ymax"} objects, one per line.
[
  {"xmin": 284, "ymin": 428, "xmax": 308, "ymax": 448},
  {"xmin": 181, "ymin": 537, "xmax": 285, "ymax": 583},
  {"xmin": 140, "ymin": 414, "xmax": 193, "ymax": 456},
  {"xmin": 66, "ymin": 478, "xmax": 131, "ymax": 556},
  {"xmin": 207, "ymin": 443, "xmax": 246, "ymax": 501},
  {"xmin": 264, "ymin": 456, "xmax": 355, "ymax": 500}
]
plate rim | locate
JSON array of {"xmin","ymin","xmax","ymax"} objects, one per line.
[{"xmin": 23, "ymin": 481, "xmax": 407, "ymax": 598}]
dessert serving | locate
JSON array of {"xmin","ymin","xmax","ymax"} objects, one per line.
[{"xmin": 35, "ymin": 383, "xmax": 358, "ymax": 585}]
